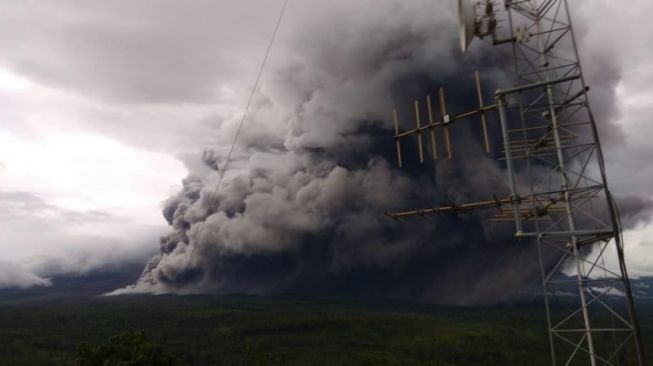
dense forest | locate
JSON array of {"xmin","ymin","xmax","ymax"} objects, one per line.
[{"xmin": 0, "ymin": 295, "xmax": 651, "ymax": 366}]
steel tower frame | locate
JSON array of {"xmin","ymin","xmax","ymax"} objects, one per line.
[
  {"xmin": 501, "ymin": 1, "xmax": 644, "ymax": 364},
  {"xmin": 387, "ymin": 1, "xmax": 645, "ymax": 365}
]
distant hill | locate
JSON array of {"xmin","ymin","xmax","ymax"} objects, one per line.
[
  {"xmin": 0, "ymin": 263, "xmax": 651, "ymax": 305},
  {"xmin": 0, "ymin": 263, "xmax": 142, "ymax": 305}
]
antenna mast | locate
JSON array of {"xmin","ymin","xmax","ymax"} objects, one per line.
[{"xmin": 388, "ymin": 1, "xmax": 645, "ymax": 364}]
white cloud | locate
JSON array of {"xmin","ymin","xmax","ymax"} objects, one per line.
[
  {"xmin": 622, "ymin": 222, "xmax": 653, "ymax": 278},
  {"xmin": 0, "ymin": 77, "xmax": 187, "ymax": 286},
  {"xmin": 0, "ymin": 260, "xmax": 50, "ymax": 289},
  {"xmin": 0, "ymin": 68, "xmax": 32, "ymax": 92}
]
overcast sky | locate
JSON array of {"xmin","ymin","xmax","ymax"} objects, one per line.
[{"xmin": 0, "ymin": 0, "xmax": 652, "ymax": 289}]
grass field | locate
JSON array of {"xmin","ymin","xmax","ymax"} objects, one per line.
[{"xmin": 0, "ymin": 295, "xmax": 651, "ymax": 365}]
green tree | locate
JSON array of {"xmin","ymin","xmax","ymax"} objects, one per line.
[{"xmin": 71, "ymin": 330, "xmax": 177, "ymax": 366}]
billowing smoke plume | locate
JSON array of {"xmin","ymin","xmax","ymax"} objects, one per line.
[{"xmin": 117, "ymin": 1, "xmax": 651, "ymax": 304}]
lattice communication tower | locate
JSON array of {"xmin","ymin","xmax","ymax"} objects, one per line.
[{"xmin": 387, "ymin": 1, "xmax": 645, "ymax": 365}]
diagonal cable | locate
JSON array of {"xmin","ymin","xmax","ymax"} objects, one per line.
[{"xmin": 182, "ymin": 0, "xmax": 289, "ymax": 276}]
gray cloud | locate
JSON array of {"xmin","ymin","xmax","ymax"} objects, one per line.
[
  {"xmin": 0, "ymin": 1, "xmax": 284, "ymax": 104},
  {"xmin": 615, "ymin": 195, "xmax": 653, "ymax": 229},
  {"xmin": 117, "ymin": 1, "xmax": 653, "ymax": 304},
  {"xmin": 0, "ymin": 191, "xmax": 119, "ymax": 224},
  {"xmin": 570, "ymin": 1, "xmax": 653, "ymax": 197},
  {"xmin": 112, "ymin": 1, "xmax": 553, "ymax": 304},
  {"xmin": 0, "ymin": 0, "xmax": 651, "ymax": 301}
]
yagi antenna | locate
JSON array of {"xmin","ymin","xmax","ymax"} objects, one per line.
[{"xmin": 391, "ymin": 72, "xmax": 495, "ymax": 163}]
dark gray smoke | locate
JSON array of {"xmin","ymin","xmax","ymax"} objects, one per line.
[{"xmin": 116, "ymin": 1, "xmax": 651, "ymax": 304}]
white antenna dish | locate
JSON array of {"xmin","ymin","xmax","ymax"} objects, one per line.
[
  {"xmin": 458, "ymin": 0, "xmax": 476, "ymax": 53},
  {"xmin": 458, "ymin": 0, "xmax": 498, "ymax": 53}
]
